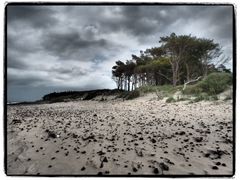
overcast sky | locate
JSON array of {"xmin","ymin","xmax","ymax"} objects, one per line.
[{"xmin": 7, "ymin": 4, "xmax": 233, "ymax": 102}]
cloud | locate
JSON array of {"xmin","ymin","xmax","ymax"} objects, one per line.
[
  {"xmin": 7, "ymin": 5, "xmax": 57, "ymax": 28},
  {"xmin": 41, "ymin": 30, "xmax": 114, "ymax": 60}
]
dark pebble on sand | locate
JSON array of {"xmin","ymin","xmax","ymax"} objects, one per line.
[
  {"xmin": 151, "ymin": 139, "xmax": 156, "ymax": 143},
  {"xmin": 72, "ymin": 134, "xmax": 78, "ymax": 138},
  {"xmin": 153, "ymin": 168, "xmax": 159, "ymax": 174},
  {"xmin": 222, "ymin": 163, "xmax": 226, "ymax": 167},
  {"xmin": 132, "ymin": 167, "xmax": 138, "ymax": 172},
  {"xmin": 105, "ymin": 170, "xmax": 110, "ymax": 174},
  {"xmin": 81, "ymin": 166, "xmax": 86, "ymax": 171},
  {"xmin": 216, "ymin": 162, "xmax": 221, "ymax": 166},
  {"xmin": 212, "ymin": 166, "xmax": 219, "ymax": 170},
  {"xmin": 205, "ymin": 153, "xmax": 210, "ymax": 157},
  {"xmin": 102, "ymin": 157, "xmax": 108, "ymax": 162},
  {"xmin": 194, "ymin": 137, "xmax": 203, "ymax": 142},
  {"xmin": 159, "ymin": 163, "xmax": 169, "ymax": 171},
  {"xmin": 48, "ymin": 165, "xmax": 52, "ymax": 168},
  {"xmin": 179, "ymin": 131, "xmax": 185, "ymax": 135}
]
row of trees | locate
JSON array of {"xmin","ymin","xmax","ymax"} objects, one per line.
[{"xmin": 112, "ymin": 33, "xmax": 230, "ymax": 91}]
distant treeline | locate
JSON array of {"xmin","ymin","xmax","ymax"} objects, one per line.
[
  {"xmin": 112, "ymin": 33, "xmax": 231, "ymax": 91},
  {"xmin": 42, "ymin": 89, "xmax": 123, "ymax": 102}
]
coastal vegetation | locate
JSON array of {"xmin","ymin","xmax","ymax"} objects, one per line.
[
  {"xmin": 40, "ymin": 33, "xmax": 232, "ymax": 103},
  {"xmin": 112, "ymin": 33, "xmax": 231, "ymax": 90}
]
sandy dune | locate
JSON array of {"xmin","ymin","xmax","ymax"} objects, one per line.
[{"xmin": 6, "ymin": 97, "xmax": 233, "ymax": 175}]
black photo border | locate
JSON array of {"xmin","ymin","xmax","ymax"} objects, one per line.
[{"xmin": 3, "ymin": 2, "xmax": 236, "ymax": 177}]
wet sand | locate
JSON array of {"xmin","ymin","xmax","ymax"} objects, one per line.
[{"xmin": 6, "ymin": 97, "xmax": 233, "ymax": 175}]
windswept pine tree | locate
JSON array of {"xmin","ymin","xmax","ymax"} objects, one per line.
[{"xmin": 112, "ymin": 33, "xmax": 230, "ymax": 90}]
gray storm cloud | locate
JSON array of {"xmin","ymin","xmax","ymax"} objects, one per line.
[{"xmin": 7, "ymin": 4, "xmax": 233, "ymax": 102}]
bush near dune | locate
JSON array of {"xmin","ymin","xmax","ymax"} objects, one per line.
[{"xmin": 184, "ymin": 72, "xmax": 232, "ymax": 95}]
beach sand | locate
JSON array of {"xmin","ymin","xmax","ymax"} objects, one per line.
[{"xmin": 6, "ymin": 96, "xmax": 233, "ymax": 175}]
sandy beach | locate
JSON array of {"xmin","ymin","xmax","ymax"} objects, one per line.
[{"xmin": 6, "ymin": 96, "xmax": 233, "ymax": 175}]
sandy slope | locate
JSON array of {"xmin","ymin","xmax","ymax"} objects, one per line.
[{"xmin": 6, "ymin": 97, "xmax": 233, "ymax": 175}]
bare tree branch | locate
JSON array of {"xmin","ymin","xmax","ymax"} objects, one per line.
[
  {"xmin": 157, "ymin": 71, "xmax": 172, "ymax": 82},
  {"xmin": 183, "ymin": 76, "xmax": 202, "ymax": 91}
]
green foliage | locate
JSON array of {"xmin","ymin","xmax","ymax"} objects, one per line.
[
  {"xmin": 189, "ymin": 93, "xmax": 219, "ymax": 103},
  {"xmin": 112, "ymin": 33, "xmax": 230, "ymax": 91},
  {"xmin": 184, "ymin": 72, "xmax": 232, "ymax": 95},
  {"xmin": 210, "ymin": 95, "xmax": 219, "ymax": 101},
  {"xmin": 137, "ymin": 85, "xmax": 182, "ymax": 96},
  {"xmin": 177, "ymin": 97, "xmax": 190, "ymax": 101},
  {"xmin": 116, "ymin": 90, "xmax": 140, "ymax": 100},
  {"xmin": 192, "ymin": 93, "xmax": 210, "ymax": 102},
  {"xmin": 125, "ymin": 90, "xmax": 140, "ymax": 100},
  {"xmin": 166, "ymin": 97, "xmax": 176, "ymax": 103}
]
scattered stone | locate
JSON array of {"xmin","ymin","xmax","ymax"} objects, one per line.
[
  {"xmin": 222, "ymin": 163, "xmax": 226, "ymax": 167},
  {"xmin": 151, "ymin": 139, "xmax": 156, "ymax": 143},
  {"xmin": 153, "ymin": 167, "xmax": 159, "ymax": 174},
  {"xmin": 72, "ymin": 133, "xmax": 78, "ymax": 138},
  {"xmin": 194, "ymin": 137, "xmax": 203, "ymax": 142},
  {"xmin": 102, "ymin": 157, "xmax": 108, "ymax": 163},
  {"xmin": 11, "ymin": 119, "xmax": 21, "ymax": 124},
  {"xmin": 132, "ymin": 167, "xmax": 138, "ymax": 172},
  {"xmin": 159, "ymin": 162, "xmax": 169, "ymax": 171},
  {"xmin": 97, "ymin": 151, "xmax": 106, "ymax": 155},
  {"xmin": 179, "ymin": 131, "xmax": 185, "ymax": 135}
]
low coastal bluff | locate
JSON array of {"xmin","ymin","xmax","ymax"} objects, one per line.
[
  {"xmin": 42, "ymin": 89, "xmax": 127, "ymax": 103},
  {"xmin": 41, "ymin": 72, "xmax": 233, "ymax": 104}
]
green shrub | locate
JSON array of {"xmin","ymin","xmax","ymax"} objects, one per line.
[
  {"xmin": 210, "ymin": 95, "xmax": 219, "ymax": 101},
  {"xmin": 184, "ymin": 72, "xmax": 232, "ymax": 95},
  {"xmin": 166, "ymin": 97, "xmax": 176, "ymax": 103},
  {"xmin": 194, "ymin": 94, "xmax": 209, "ymax": 102},
  {"xmin": 125, "ymin": 90, "xmax": 140, "ymax": 100},
  {"xmin": 176, "ymin": 97, "xmax": 190, "ymax": 101},
  {"xmin": 224, "ymin": 95, "xmax": 232, "ymax": 101}
]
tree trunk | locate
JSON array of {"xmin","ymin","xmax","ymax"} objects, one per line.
[
  {"xmin": 171, "ymin": 58, "xmax": 180, "ymax": 86},
  {"xmin": 124, "ymin": 77, "xmax": 127, "ymax": 91},
  {"xmin": 128, "ymin": 76, "xmax": 130, "ymax": 91},
  {"xmin": 185, "ymin": 63, "xmax": 190, "ymax": 82}
]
